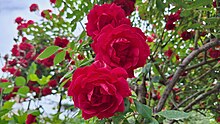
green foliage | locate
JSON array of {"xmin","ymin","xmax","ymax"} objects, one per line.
[
  {"xmin": 156, "ymin": 110, "xmax": 190, "ymax": 120},
  {"xmin": 37, "ymin": 46, "xmax": 60, "ymax": 59},
  {"xmin": 15, "ymin": 76, "xmax": 26, "ymax": 86}
]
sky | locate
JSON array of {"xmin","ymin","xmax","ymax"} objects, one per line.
[
  {"xmin": 0, "ymin": 0, "xmax": 52, "ymax": 76},
  {"xmin": 0, "ymin": 0, "xmax": 75, "ymax": 115}
]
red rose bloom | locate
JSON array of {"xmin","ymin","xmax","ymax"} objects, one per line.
[
  {"xmin": 208, "ymin": 48, "xmax": 220, "ymax": 59},
  {"xmin": 113, "ymin": 0, "xmax": 136, "ymax": 16},
  {"xmin": 54, "ymin": 37, "xmax": 69, "ymax": 48},
  {"xmin": 164, "ymin": 48, "xmax": 173, "ymax": 58},
  {"xmin": 15, "ymin": 17, "xmax": 23, "ymax": 24},
  {"xmin": 42, "ymin": 87, "xmax": 52, "ymax": 96},
  {"xmin": 213, "ymin": 0, "xmax": 220, "ymax": 8},
  {"xmin": 181, "ymin": 31, "xmax": 193, "ymax": 40},
  {"xmin": 0, "ymin": 78, "xmax": 9, "ymax": 82},
  {"xmin": 27, "ymin": 20, "xmax": 34, "ymax": 25},
  {"xmin": 19, "ymin": 42, "xmax": 34, "ymax": 51},
  {"xmin": 68, "ymin": 61, "xmax": 131, "ymax": 119},
  {"xmin": 50, "ymin": 0, "xmax": 56, "ymax": 4},
  {"xmin": 17, "ymin": 23, "xmax": 28, "ymax": 30},
  {"xmin": 26, "ymin": 114, "xmax": 36, "ymax": 124},
  {"xmin": 29, "ymin": 4, "xmax": 39, "ymax": 12},
  {"xmin": 8, "ymin": 59, "xmax": 17, "ymax": 66},
  {"xmin": 165, "ymin": 20, "xmax": 175, "ymax": 30},
  {"xmin": 11, "ymin": 45, "xmax": 20, "ymax": 56},
  {"xmin": 86, "ymin": 3, "xmax": 130, "ymax": 38},
  {"xmin": 41, "ymin": 9, "xmax": 52, "ymax": 19},
  {"xmin": 48, "ymin": 79, "xmax": 57, "ymax": 87},
  {"xmin": 92, "ymin": 24, "xmax": 150, "ymax": 77}
]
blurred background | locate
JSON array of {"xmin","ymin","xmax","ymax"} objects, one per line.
[{"xmin": 0, "ymin": 0, "xmax": 52, "ymax": 76}]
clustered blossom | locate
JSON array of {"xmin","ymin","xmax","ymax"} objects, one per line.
[
  {"xmin": 26, "ymin": 114, "xmax": 37, "ymax": 124},
  {"xmin": 165, "ymin": 9, "xmax": 181, "ymax": 30},
  {"xmin": 180, "ymin": 30, "xmax": 194, "ymax": 40},
  {"xmin": 54, "ymin": 37, "xmax": 69, "ymax": 48},
  {"xmin": 29, "ymin": 3, "xmax": 39, "ymax": 12},
  {"xmin": 68, "ymin": 1, "xmax": 150, "ymax": 120}
]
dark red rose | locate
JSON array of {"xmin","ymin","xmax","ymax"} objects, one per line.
[
  {"xmin": 29, "ymin": 4, "xmax": 39, "ymax": 12},
  {"xmin": 77, "ymin": 54, "xmax": 84, "ymax": 60},
  {"xmin": 68, "ymin": 61, "xmax": 131, "ymax": 119},
  {"xmin": 27, "ymin": 20, "xmax": 34, "ymax": 25},
  {"xmin": 0, "ymin": 78, "xmax": 9, "ymax": 82},
  {"xmin": 48, "ymin": 79, "xmax": 57, "ymax": 87},
  {"xmin": 8, "ymin": 59, "xmax": 17, "ymax": 66},
  {"xmin": 19, "ymin": 42, "xmax": 34, "ymax": 51},
  {"xmin": 50, "ymin": 0, "xmax": 56, "ymax": 4},
  {"xmin": 147, "ymin": 35, "xmax": 154, "ymax": 42},
  {"xmin": 113, "ymin": 0, "xmax": 136, "ymax": 16},
  {"xmin": 11, "ymin": 45, "xmax": 20, "ymax": 56},
  {"xmin": 42, "ymin": 87, "xmax": 52, "ymax": 96},
  {"xmin": 212, "ymin": 0, "xmax": 217, "ymax": 8},
  {"xmin": 208, "ymin": 48, "xmax": 220, "ymax": 59},
  {"xmin": 54, "ymin": 37, "xmax": 69, "ymax": 48},
  {"xmin": 26, "ymin": 114, "xmax": 36, "ymax": 124},
  {"xmin": 165, "ymin": 20, "xmax": 175, "ymax": 30},
  {"xmin": 86, "ymin": 3, "xmax": 130, "ymax": 38},
  {"xmin": 17, "ymin": 23, "xmax": 28, "ymax": 30},
  {"xmin": 15, "ymin": 17, "xmax": 23, "ymax": 24},
  {"xmin": 164, "ymin": 48, "xmax": 173, "ymax": 58},
  {"xmin": 216, "ymin": 116, "xmax": 220, "ymax": 122},
  {"xmin": 41, "ymin": 9, "xmax": 52, "ymax": 19},
  {"xmin": 92, "ymin": 24, "xmax": 150, "ymax": 77},
  {"xmin": 167, "ymin": 9, "xmax": 181, "ymax": 22},
  {"xmin": 180, "ymin": 31, "xmax": 193, "ymax": 40}
]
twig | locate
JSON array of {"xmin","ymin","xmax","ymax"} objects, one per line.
[
  {"xmin": 173, "ymin": 90, "xmax": 204, "ymax": 110},
  {"xmin": 185, "ymin": 58, "xmax": 220, "ymax": 71},
  {"xmin": 155, "ymin": 39, "xmax": 220, "ymax": 113},
  {"xmin": 150, "ymin": 56, "xmax": 167, "ymax": 85},
  {"xmin": 183, "ymin": 83, "xmax": 220, "ymax": 111},
  {"xmin": 137, "ymin": 73, "xmax": 147, "ymax": 104}
]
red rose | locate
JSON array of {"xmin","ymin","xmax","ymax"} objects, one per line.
[
  {"xmin": 181, "ymin": 31, "xmax": 193, "ymax": 40},
  {"xmin": 113, "ymin": 0, "xmax": 136, "ymax": 16},
  {"xmin": 8, "ymin": 59, "xmax": 17, "ymax": 66},
  {"xmin": 17, "ymin": 23, "xmax": 28, "ymax": 30},
  {"xmin": 208, "ymin": 48, "xmax": 220, "ymax": 59},
  {"xmin": 48, "ymin": 79, "xmax": 57, "ymax": 87},
  {"xmin": 41, "ymin": 9, "xmax": 52, "ymax": 19},
  {"xmin": 42, "ymin": 87, "xmax": 52, "ymax": 96},
  {"xmin": 165, "ymin": 20, "xmax": 175, "ymax": 30},
  {"xmin": 19, "ymin": 42, "xmax": 34, "ymax": 51},
  {"xmin": 50, "ymin": 0, "xmax": 56, "ymax": 4},
  {"xmin": 68, "ymin": 61, "xmax": 131, "ymax": 119},
  {"xmin": 26, "ymin": 114, "xmax": 36, "ymax": 124},
  {"xmin": 54, "ymin": 37, "xmax": 69, "ymax": 48},
  {"xmin": 0, "ymin": 78, "xmax": 9, "ymax": 82},
  {"xmin": 15, "ymin": 17, "xmax": 23, "ymax": 24},
  {"xmin": 213, "ymin": 0, "xmax": 220, "ymax": 8},
  {"xmin": 86, "ymin": 3, "xmax": 130, "ymax": 38},
  {"xmin": 29, "ymin": 4, "xmax": 39, "ymax": 12},
  {"xmin": 27, "ymin": 20, "xmax": 34, "ymax": 25},
  {"xmin": 164, "ymin": 48, "xmax": 173, "ymax": 58},
  {"xmin": 92, "ymin": 24, "xmax": 150, "ymax": 77}
]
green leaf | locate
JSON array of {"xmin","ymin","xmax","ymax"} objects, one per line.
[
  {"xmin": 38, "ymin": 75, "xmax": 52, "ymax": 85},
  {"xmin": 3, "ymin": 87, "xmax": 13, "ymax": 94},
  {"xmin": 0, "ymin": 109, "xmax": 10, "ymax": 117},
  {"xmin": 123, "ymin": 98, "xmax": 130, "ymax": 114},
  {"xmin": 0, "ymin": 82, "xmax": 10, "ymax": 88},
  {"xmin": 15, "ymin": 76, "xmax": 26, "ymax": 86},
  {"xmin": 28, "ymin": 62, "xmax": 37, "ymax": 74},
  {"xmin": 156, "ymin": 0, "xmax": 165, "ymax": 12},
  {"xmin": 149, "ymin": 118, "xmax": 159, "ymax": 124},
  {"xmin": 37, "ymin": 46, "xmax": 60, "ymax": 59},
  {"xmin": 134, "ymin": 99, "xmax": 152, "ymax": 120},
  {"xmin": 156, "ymin": 110, "xmax": 190, "ymax": 120},
  {"xmin": 54, "ymin": 50, "xmax": 66, "ymax": 65},
  {"xmin": 27, "ymin": 110, "xmax": 41, "ymax": 116},
  {"xmin": 17, "ymin": 86, "xmax": 30, "ymax": 97},
  {"xmin": 188, "ymin": 0, "xmax": 212, "ymax": 9},
  {"xmin": 55, "ymin": 0, "xmax": 62, "ymax": 8},
  {"xmin": 2, "ymin": 101, "xmax": 15, "ymax": 110},
  {"xmin": 29, "ymin": 74, "xmax": 39, "ymax": 81}
]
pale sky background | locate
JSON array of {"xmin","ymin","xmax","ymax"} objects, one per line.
[
  {"xmin": 0, "ymin": 0, "xmax": 73, "ymax": 115},
  {"xmin": 0, "ymin": 0, "xmax": 52, "ymax": 76}
]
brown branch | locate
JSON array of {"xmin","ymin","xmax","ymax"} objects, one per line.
[
  {"xmin": 150, "ymin": 56, "xmax": 167, "ymax": 85},
  {"xmin": 155, "ymin": 39, "xmax": 220, "ymax": 113},
  {"xmin": 183, "ymin": 83, "xmax": 220, "ymax": 111},
  {"xmin": 137, "ymin": 73, "xmax": 147, "ymax": 104},
  {"xmin": 185, "ymin": 58, "xmax": 220, "ymax": 71},
  {"xmin": 173, "ymin": 90, "xmax": 204, "ymax": 110}
]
